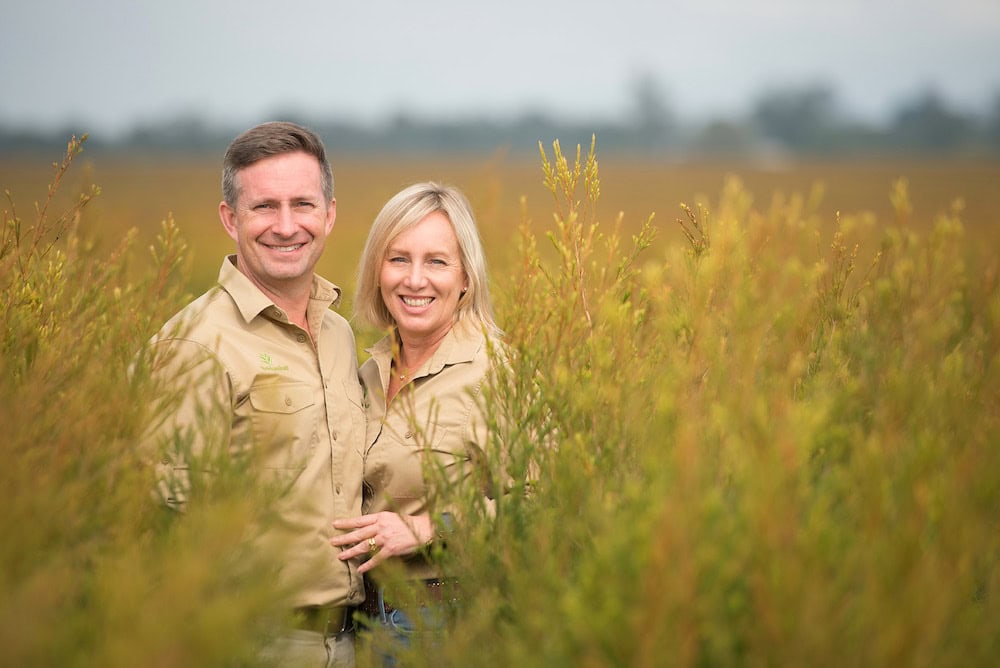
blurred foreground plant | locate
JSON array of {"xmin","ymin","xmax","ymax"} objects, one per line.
[
  {"xmin": 1, "ymin": 138, "xmax": 289, "ymax": 667},
  {"xmin": 4, "ymin": 137, "xmax": 997, "ymax": 667},
  {"xmin": 379, "ymin": 140, "xmax": 999, "ymax": 667}
]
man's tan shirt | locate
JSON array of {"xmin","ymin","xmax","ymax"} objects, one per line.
[{"xmin": 146, "ymin": 256, "xmax": 365, "ymax": 608}]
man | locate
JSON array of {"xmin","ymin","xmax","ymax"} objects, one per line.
[{"xmin": 145, "ymin": 121, "xmax": 364, "ymax": 666}]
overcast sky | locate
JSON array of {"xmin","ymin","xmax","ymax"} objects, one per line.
[{"xmin": 2, "ymin": 0, "xmax": 999, "ymax": 138}]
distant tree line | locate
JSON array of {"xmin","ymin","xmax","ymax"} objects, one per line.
[{"xmin": 3, "ymin": 83, "xmax": 1000, "ymax": 158}]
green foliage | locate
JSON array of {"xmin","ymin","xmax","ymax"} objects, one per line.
[
  {"xmin": 4, "ymin": 137, "xmax": 998, "ymax": 666},
  {"xmin": 391, "ymin": 139, "xmax": 1000, "ymax": 667},
  {"xmin": 1, "ymin": 138, "xmax": 288, "ymax": 666}
]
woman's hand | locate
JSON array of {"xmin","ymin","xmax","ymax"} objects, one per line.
[{"xmin": 331, "ymin": 512, "xmax": 434, "ymax": 573}]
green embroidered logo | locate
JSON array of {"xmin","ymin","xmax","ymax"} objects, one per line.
[{"xmin": 259, "ymin": 353, "xmax": 289, "ymax": 371}]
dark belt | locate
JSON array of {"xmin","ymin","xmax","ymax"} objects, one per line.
[
  {"xmin": 292, "ymin": 606, "xmax": 355, "ymax": 635},
  {"xmin": 360, "ymin": 578, "xmax": 460, "ymax": 617}
]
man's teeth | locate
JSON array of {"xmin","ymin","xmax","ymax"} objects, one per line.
[
  {"xmin": 402, "ymin": 296, "xmax": 433, "ymax": 307},
  {"xmin": 268, "ymin": 243, "xmax": 304, "ymax": 253}
]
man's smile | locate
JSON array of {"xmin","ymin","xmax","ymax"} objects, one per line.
[{"xmin": 263, "ymin": 242, "xmax": 306, "ymax": 253}]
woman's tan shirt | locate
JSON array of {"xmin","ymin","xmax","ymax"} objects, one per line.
[{"xmin": 360, "ymin": 325, "xmax": 497, "ymax": 581}]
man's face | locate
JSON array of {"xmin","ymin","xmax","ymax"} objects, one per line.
[{"xmin": 219, "ymin": 151, "xmax": 335, "ymax": 300}]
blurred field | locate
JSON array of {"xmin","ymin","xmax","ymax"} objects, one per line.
[
  {"xmin": 4, "ymin": 140, "xmax": 998, "ymax": 666},
  {"xmin": 3, "ymin": 149, "xmax": 998, "ymax": 301}
]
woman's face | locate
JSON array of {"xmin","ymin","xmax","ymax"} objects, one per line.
[{"xmin": 380, "ymin": 210, "xmax": 468, "ymax": 343}]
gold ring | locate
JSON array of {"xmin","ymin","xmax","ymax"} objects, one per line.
[{"xmin": 368, "ymin": 537, "xmax": 378, "ymax": 554}]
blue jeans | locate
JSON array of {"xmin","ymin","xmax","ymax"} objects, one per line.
[{"xmin": 366, "ymin": 583, "xmax": 450, "ymax": 666}]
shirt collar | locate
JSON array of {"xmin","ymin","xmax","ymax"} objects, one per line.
[
  {"xmin": 217, "ymin": 254, "xmax": 342, "ymax": 325},
  {"xmin": 367, "ymin": 322, "xmax": 483, "ymax": 377}
]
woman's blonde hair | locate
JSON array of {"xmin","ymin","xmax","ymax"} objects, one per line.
[{"xmin": 354, "ymin": 182, "xmax": 498, "ymax": 336}]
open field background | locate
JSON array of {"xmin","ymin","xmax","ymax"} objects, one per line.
[
  {"xmin": 3, "ymin": 143, "xmax": 998, "ymax": 666},
  {"xmin": 4, "ymin": 150, "xmax": 998, "ymax": 315},
  {"xmin": 5, "ymin": 1, "xmax": 999, "ymax": 658}
]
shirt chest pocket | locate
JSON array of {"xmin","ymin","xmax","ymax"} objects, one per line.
[
  {"xmin": 248, "ymin": 381, "xmax": 316, "ymax": 469},
  {"xmin": 404, "ymin": 396, "xmax": 471, "ymax": 461}
]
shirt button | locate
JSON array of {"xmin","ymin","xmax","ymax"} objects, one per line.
[
  {"xmin": 404, "ymin": 430, "xmax": 413, "ymax": 439},
  {"xmin": 160, "ymin": 458, "xmax": 170, "ymax": 465},
  {"xmin": 332, "ymin": 431, "xmax": 339, "ymax": 441},
  {"xmin": 335, "ymin": 485, "xmax": 341, "ymax": 494},
  {"xmin": 284, "ymin": 396, "xmax": 292, "ymax": 406},
  {"xmin": 296, "ymin": 333, "xmax": 306, "ymax": 343}
]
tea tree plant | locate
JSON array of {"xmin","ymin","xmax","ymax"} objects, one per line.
[
  {"xmin": 386, "ymin": 140, "xmax": 999, "ymax": 667},
  {"xmin": 1, "ymin": 139, "xmax": 289, "ymax": 666},
  {"xmin": 4, "ymin": 138, "xmax": 997, "ymax": 666}
]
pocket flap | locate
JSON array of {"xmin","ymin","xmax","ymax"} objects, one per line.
[{"xmin": 248, "ymin": 382, "xmax": 315, "ymax": 414}]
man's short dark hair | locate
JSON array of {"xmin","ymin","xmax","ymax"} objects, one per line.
[{"xmin": 221, "ymin": 121, "xmax": 334, "ymax": 206}]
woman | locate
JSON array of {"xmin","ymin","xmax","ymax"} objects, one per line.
[{"xmin": 330, "ymin": 182, "xmax": 502, "ymax": 645}]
